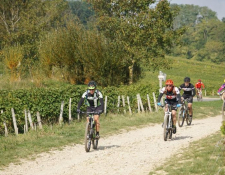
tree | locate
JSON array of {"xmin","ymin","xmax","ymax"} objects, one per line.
[{"xmin": 87, "ymin": 0, "xmax": 185, "ymax": 84}]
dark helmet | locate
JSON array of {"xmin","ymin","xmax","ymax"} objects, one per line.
[
  {"xmin": 88, "ymin": 81, "xmax": 96, "ymax": 89},
  {"xmin": 184, "ymin": 77, "xmax": 190, "ymax": 82}
]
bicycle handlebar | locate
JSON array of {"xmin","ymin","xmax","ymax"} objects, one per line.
[{"xmin": 77, "ymin": 111, "xmax": 101, "ymax": 115}]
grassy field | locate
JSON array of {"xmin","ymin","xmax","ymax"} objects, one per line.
[
  {"xmin": 149, "ymin": 132, "xmax": 225, "ymax": 175},
  {"xmin": 0, "ymin": 100, "xmax": 223, "ymax": 168},
  {"xmin": 140, "ymin": 56, "xmax": 225, "ymax": 94}
]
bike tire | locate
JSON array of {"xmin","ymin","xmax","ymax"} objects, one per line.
[
  {"xmin": 93, "ymin": 139, "xmax": 98, "ymax": 149},
  {"xmin": 85, "ymin": 123, "xmax": 91, "ymax": 152},
  {"xmin": 186, "ymin": 113, "xmax": 192, "ymax": 126},
  {"xmin": 178, "ymin": 107, "xmax": 185, "ymax": 127},
  {"xmin": 163, "ymin": 115, "xmax": 169, "ymax": 141},
  {"xmin": 222, "ymin": 102, "xmax": 225, "ymax": 118}
]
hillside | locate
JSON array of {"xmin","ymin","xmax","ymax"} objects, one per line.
[{"xmin": 139, "ymin": 56, "xmax": 224, "ymax": 94}]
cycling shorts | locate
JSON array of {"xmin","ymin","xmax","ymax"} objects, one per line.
[
  {"xmin": 182, "ymin": 95, "xmax": 193, "ymax": 103},
  {"xmin": 164, "ymin": 99, "xmax": 178, "ymax": 111},
  {"xmin": 86, "ymin": 106, "xmax": 102, "ymax": 117}
]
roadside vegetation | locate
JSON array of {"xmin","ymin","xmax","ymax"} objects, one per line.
[
  {"xmin": 0, "ymin": 100, "xmax": 222, "ymax": 168},
  {"xmin": 149, "ymin": 131, "xmax": 225, "ymax": 175}
]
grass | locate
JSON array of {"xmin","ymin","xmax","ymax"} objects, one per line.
[
  {"xmin": 149, "ymin": 132, "xmax": 225, "ymax": 175},
  {"xmin": 140, "ymin": 56, "xmax": 225, "ymax": 94},
  {"xmin": 0, "ymin": 100, "xmax": 223, "ymax": 168}
]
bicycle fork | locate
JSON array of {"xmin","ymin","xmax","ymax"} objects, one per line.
[{"xmin": 165, "ymin": 112, "xmax": 172, "ymax": 129}]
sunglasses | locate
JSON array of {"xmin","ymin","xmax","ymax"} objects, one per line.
[{"xmin": 166, "ymin": 85, "xmax": 172, "ymax": 87}]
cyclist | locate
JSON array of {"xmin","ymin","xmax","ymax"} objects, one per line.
[
  {"xmin": 179, "ymin": 77, "xmax": 196, "ymax": 118},
  {"xmin": 157, "ymin": 79, "xmax": 181, "ymax": 134},
  {"xmin": 195, "ymin": 79, "xmax": 205, "ymax": 97},
  {"xmin": 217, "ymin": 79, "xmax": 225, "ymax": 95},
  {"xmin": 77, "ymin": 81, "xmax": 104, "ymax": 139}
]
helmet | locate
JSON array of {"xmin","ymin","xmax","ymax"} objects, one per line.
[
  {"xmin": 198, "ymin": 79, "xmax": 201, "ymax": 82},
  {"xmin": 224, "ymin": 79, "xmax": 225, "ymax": 83},
  {"xmin": 184, "ymin": 77, "xmax": 190, "ymax": 82},
  {"xmin": 88, "ymin": 81, "xmax": 96, "ymax": 89},
  {"xmin": 165, "ymin": 79, "xmax": 173, "ymax": 85}
]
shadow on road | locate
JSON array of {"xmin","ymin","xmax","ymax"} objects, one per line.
[
  {"xmin": 174, "ymin": 136, "xmax": 193, "ymax": 140},
  {"xmin": 97, "ymin": 145, "xmax": 120, "ymax": 150}
]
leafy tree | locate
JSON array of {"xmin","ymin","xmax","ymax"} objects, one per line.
[
  {"xmin": 86, "ymin": 0, "xmax": 185, "ymax": 84},
  {"xmin": 68, "ymin": 0, "xmax": 94, "ymax": 25}
]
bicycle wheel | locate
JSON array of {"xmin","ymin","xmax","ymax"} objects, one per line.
[
  {"xmin": 222, "ymin": 101, "xmax": 225, "ymax": 118},
  {"xmin": 85, "ymin": 123, "xmax": 91, "ymax": 152},
  {"xmin": 186, "ymin": 112, "xmax": 192, "ymax": 126},
  {"xmin": 178, "ymin": 107, "xmax": 185, "ymax": 127},
  {"xmin": 92, "ymin": 138, "xmax": 98, "ymax": 149},
  {"xmin": 163, "ymin": 115, "xmax": 169, "ymax": 141}
]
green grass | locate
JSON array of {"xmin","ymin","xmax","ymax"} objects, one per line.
[
  {"xmin": 0, "ymin": 100, "xmax": 223, "ymax": 168},
  {"xmin": 140, "ymin": 56, "xmax": 224, "ymax": 94},
  {"xmin": 149, "ymin": 132, "xmax": 225, "ymax": 175}
]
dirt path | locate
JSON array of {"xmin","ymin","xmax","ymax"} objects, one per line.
[{"xmin": 0, "ymin": 115, "xmax": 222, "ymax": 175}]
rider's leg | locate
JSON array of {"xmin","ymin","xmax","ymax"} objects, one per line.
[
  {"xmin": 94, "ymin": 115, "xmax": 100, "ymax": 132},
  {"xmin": 188, "ymin": 103, "xmax": 193, "ymax": 116},
  {"xmin": 172, "ymin": 110, "xmax": 176, "ymax": 126}
]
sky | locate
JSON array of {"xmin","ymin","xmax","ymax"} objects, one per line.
[{"xmin": 170, "ymin": 0, "xmax": 225, "ymax": 20}]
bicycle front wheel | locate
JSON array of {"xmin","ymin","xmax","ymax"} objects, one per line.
[
  {"xmin": 85, "ymin": 123, "xmax": 91, "ymax": 152},
  {"xmin": 178, "ymin": 107, "xmax": 185, "ymax": 127},
  {"xmin": 222, "ymin": 101, "xmax": 225, "ymax": 118},
  {"xmin": 163, "ymin": 115, "xmax": 169, "ymax": 141},
  {"xmin": 186, "ymin": 112, "xmax": 192, "ymax": 126}
]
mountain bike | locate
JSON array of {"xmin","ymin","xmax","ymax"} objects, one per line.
[
  {"xmin": 80, "ymin": 111, "xmax": 99, "ymax": 152},
  {"xmin": 221, "ymin": 92, "xmax": 225, "ymax": 118},
  {"xmin": 178, "ymin": 99, "xmax": 192, "ymax": 127},
  {"xmin": 160, "ymin": 104, "xmax": 175, "ymax": 141},
  {"xmin": 197, "ymin": 89, "xmax": 203, "ymax": 101}
]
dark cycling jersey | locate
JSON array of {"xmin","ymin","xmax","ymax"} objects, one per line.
[
  {"xmin": 77, "ymin": 89, "xmax": 104, "ymax": 112},
  {"xmin": 179, "ymin": 83, "xmax": 196, "ymax": 97}
]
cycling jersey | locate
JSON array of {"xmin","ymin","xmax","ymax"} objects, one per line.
[
  {"xmin": 77, "ymin": 89, "xmax": 104, "ymax": 112},
  {"xmin": 195, "ymin": 82, "xmax": 205, "ymax": 89},
  {"xmin": 158, "ymin": 86, "xmax": 181, "ymax": 103},
  {"xmin": 179, "ymin": 83, "xmax": 196, "ymax": 97},
  {"xmin": 218, "ymin": 83, "xmax": 225, "ymax": 93}
]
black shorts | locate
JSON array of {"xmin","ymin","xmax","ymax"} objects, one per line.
[
  {"xmin": 182, "ymin": 95, "xmax": 193, "ymax": 103},
  {"xmin": 164, "ymin": 99, "xmax": 178, "ymax": 111},
  {"xmin": 86, "ymin": 106, "xmax": 102, "ymax": 117}
]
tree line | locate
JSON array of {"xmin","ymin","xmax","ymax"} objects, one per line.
[{"xmin": 0, "ymin": 0, "xmax": 185, "ymax": 86}]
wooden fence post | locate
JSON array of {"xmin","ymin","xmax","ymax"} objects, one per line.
[
  {"xmin": 104, "ymin": 96, "xmax": 107, "ymax": 116},
  {"xmin": 122, "ymin": 95, "xmax": 126, "ymax": 114},
  {"xmin": 69, "ymin": 98, "xmax": 72, "ymax": 123},
  {"xmin": 28, "ymin": 110, "xmax": 34, "ymax": 130},
  {"xmin": 127, "ymin": 96, "xmax": 132, "ymax": 115},
  {"xmin": 24, "ymin": 109, "xmax": 28, "ymax": 132},
  {"xmin": 1, "ymin": 110, "xmax": 8, "ymax": 137},
  {"xmin": 117, "ymin": 96, "xmax": 121, "ymax": 113},
  {"xmin": 138, "ymin": 94, "xmax": 145, "ymax": 113},
  {"xmin": 59, "ymin": 101, "xmax": 64, "ymax": 125},
  {"xmin": 11, "ymin": 108, "xmax": 18, "ymax": 135},
  {"xmin": 147, "ymin": 94, "xmax": 152, "ymax": 112},
  {"xmin": 37, "ymin": 111, "xmax": 42, "ymax": 129},
  {"xmin": 153, "ymin": 92, "xmax": 158, "ymax": 112},
  {"xmin": 137, "ymin": 94, "xmax": 140, "ymax": 113}
]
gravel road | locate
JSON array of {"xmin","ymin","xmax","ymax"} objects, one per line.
[{"xmin": 0, "ymin": 115, "xmax": 222, "ymax": 175}]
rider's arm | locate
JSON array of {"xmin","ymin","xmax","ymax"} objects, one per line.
[
  {"xmin": 98, "ymin": 91, "xmax": 104, "ymax": 112},
  {"xmin": 192, "ymin": 85, "xmax": 196, "ymax": 96},
  {"xmin": 77, "ymin": 91, "xmax": 87, "ymax": 109},
  {"xmin": 174, "ymin": 87, "xmax": 181, "ymax": 104},
  {"xmin": 157, "ymin": 87, "xmax": 165, "ymax": 103},
  {"xmin": 77, "ymin": 98, "xmax": 85, "ymax": 109},
  {"xmin": 202, "ymin": 83, "xmax": 205, "ymax": 89}
]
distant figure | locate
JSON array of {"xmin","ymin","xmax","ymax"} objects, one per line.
[
  {"xmin": 217, "ymin": 79, "xmax": 225, "ymax": 95},
  {"xmin": 195, "ymin": 79, "xmax": 205, "ymax": 96}
]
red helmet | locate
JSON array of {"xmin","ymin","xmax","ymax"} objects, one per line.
[
  {"xmin": 165, "ymin": 79, "xmax": 173, "ymax": 85},
  {"xmin": 198, "ymin": 79, "xmax": 201, "ymax": 82}
]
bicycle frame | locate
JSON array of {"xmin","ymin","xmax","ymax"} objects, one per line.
[{"xmin": 164, "ymin": 105, "xmax": 172, "ymax": 130}]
